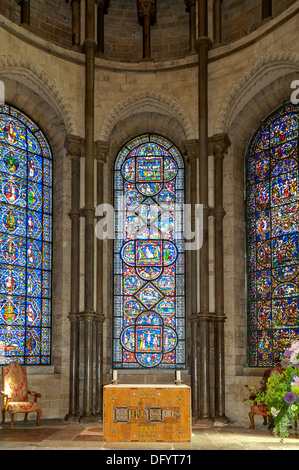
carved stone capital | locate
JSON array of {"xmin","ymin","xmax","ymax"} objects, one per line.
[
  {"xmin": 211, "ymin": 133, "xmax": 231, "ymax": 158},
  {"xmin": 65, "ymin": 0, "xmax": 80, "ymax": 6},
  {"xmin": 97, "ymin": 0, "xmax": 110, "ymax": 13},
  {"xmin": 65, "ymin": 134, "xmax": 82, "ymax": 160},
  {"xmin": 96, "ymin": 140, "xmax": 110, "ymax": 164},
  {"xmin": 195, "ymin": 36, "xmax": 213, "ymax": 51},
  {"xmin": 137, "ymin": 0, "xmax": 156, "ymax": 25},
  {"xmin": 183, "ymin": 139, "xmax": 198, "ymax": 162}
]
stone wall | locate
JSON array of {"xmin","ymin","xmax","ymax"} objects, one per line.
[
  {"xmin": 222, "ymin": 0, "xmax": 297, "ymax": 44},
  {"xmin": 1, "ymin": 0, "xmax": 296, "ymax": 61},
  {"xmin": 0, "ymin": 1, "xmax": 298, "ymax": 425},
  {"xmin": 0, "ymin": 0, "xmax": 72, "ymax": 48}
]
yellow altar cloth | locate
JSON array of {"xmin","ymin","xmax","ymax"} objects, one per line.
[{"xmin": 103, "ymin": 384, "xmax": 191, "ymax": 442}]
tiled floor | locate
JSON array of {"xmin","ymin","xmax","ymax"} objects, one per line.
[{"xmin": 0, "ymin": 419, "xmax": 298, "ymax": 451}]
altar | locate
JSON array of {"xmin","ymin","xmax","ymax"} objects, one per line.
[{"xmin": 103, "ymin": 384, "xmax": 191, "ymax": 442}]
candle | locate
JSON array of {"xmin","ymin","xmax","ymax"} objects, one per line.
[
  {"xmin": 176, "ymin": 370, "xmax": 181, "ymax": 381},
  {"xmin": 112, "ymin": 370, "xmax": 117, "ymax": 381}
]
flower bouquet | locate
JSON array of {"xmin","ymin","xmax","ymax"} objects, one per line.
[{"xmin": 254, "ymin": 340, "xmax": 299, "ymax": 441}]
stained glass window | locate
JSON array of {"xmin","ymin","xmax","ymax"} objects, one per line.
[
  {"xmin": 247, "ymin": 102, "xmax": 299, "ymax": 367},
  {"xmin": 113, "ymin": 134, "xmax": 185, "ymax": 369},
  {"xmin": 0, "ymin": 105, "xmax": 52, "ymax": 365}
]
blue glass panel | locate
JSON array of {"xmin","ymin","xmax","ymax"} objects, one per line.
[
  {"xmin": 247, "ymin": 103, "xmax": 299, "ymax": 367},
  {"xmin": 113, "ymin": 134, "xmax": 185, "ymax": 369},
  {"xmin": 0, "ymin": 106, "xmax": 52, "ymax": 365}
]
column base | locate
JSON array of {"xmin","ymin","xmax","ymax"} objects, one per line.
[
  {"xmin": 214, "ymin": 415, "xmax": 230, "ymax": 425},
  {"xmin": 193, "ymin": 416, "xmax": 214, "ymax": 427},
  {"xmin": 64, "ymin": 413, "xmax": 80, "ymax": 423},
  {"xmin": 79, "ymin": 414, "xmax": 101, "ymax": 424}
]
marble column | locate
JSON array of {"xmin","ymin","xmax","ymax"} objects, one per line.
[
  {"xmin": 82, "ymin": 0, "xmax": 97, "ymax": 421},
  {"xmin": 184, "ymin": 139, "xmax": 199, "ymax": 418},
  {"xmin": 95, "ymin": 140, "xmax": 109, "ymax": 419},
  {"xmin": 66, "ymin": 0, "xmax": 81, "ymax": 49},
  {"xmin": 64, "ymin": 135, "xmax": 82, "ymax": 422},
  {"xmin": 196, "ymin": 0, "xmax": 213, "ymax": 424},
  {"xmin": 97, "ymin": 0, "xmax": 110, "ymax": 56},
  {"xmin": 212, "ymin": 133, "xmax": 230, "ymax": 423},
  {"xmin": 137, "ymin": 0, "xmax": 156, "ymax": 60},
  {"xmin": 184, "ymin": 0, "xmax": 196, "ymax": 53}
]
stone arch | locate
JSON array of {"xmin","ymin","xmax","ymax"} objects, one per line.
[
  {"xmin": 216, "ymin": 52, "xmax": 299, "ymax": 146},
  {"xmin": 100, "ymin": 93, "xmax": 192, "ymax": 379},
  {"xmin": 0, "ymin": 54, "xmax": 74, "ymax": 145},
  {"xmin": 220, "ymin": 56, "xmax": 299, "ymax": 377},
  {"xmin": 98, "ymin": 89, "xmax": 195, "ymax": 158}
]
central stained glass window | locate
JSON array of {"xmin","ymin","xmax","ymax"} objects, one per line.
[
  {"xmin": 247, "ymin": 102, "xmax": 299, "ymax": 367},
  {"xmin": 0, "ymin": 105, "xmax": 52, "ymax": 365},
  {"xmin": 113, "ymin": 134, "xmax": 185, "ymax": 369}
]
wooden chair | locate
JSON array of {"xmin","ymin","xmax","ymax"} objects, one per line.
[
  {"xmin": 249, "ymin": 402, "xmax": 269, "ymax": 429},
  {"xmin": 1, "ymin": 362, "xmax": 42, "ymax": 428},
  {"xmin": 248, "ymin": 366, "xmax": 282, "ymax": 429}
]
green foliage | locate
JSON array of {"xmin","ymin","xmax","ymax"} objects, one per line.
[{"xmin": 253, "ymin": 341, "xmax": 299, "ymax": 441}]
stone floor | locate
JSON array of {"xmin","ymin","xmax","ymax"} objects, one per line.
[{"xmin": 0, "ymin": 418, "xmax": 298, "ymax": 452}]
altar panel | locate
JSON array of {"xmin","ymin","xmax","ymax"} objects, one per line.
[{"xmin": 103, "ymin": 384, "xmax": 191, "ymax": 442}]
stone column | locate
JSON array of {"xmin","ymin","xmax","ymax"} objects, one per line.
[
  {"xmin": 66, "ymin": 0, "xmax": 81, "ymax": 49},
  {"xmin": 262, "ymin": 0, "xmax": 272, "ymax": 20},
  {"xmin": 195, "ymin": 0, "xmax": 213, "ymax": 425},
  {"xmin": 97, "ymin": 0, "xmax": 110, "ymax": 56},
  {"xmin": 19, "ymin": 0, "xmax": 30, "ymax": 26},
  {"xmin": 213, "ymin": 0, "xmax": 223, "ymax": 47},
  {"xmin": 184, "ymin": 139, "xmax": 199, "ymax": 419},
  {"xmin": 137, "ymin": 0, "xmax": 156, "ymax": 60},
  {"xmin": 82, "ymin": 0, "xmax": 97, "ymax": 421},
  {"xmin": 95, "ymin": 141, "xmax": 109, "ymax": 419},
  {"xmin": 184, "ymin": 0, "xmax": 196, "ymax": 53},
  {"xmin": 65, "ymin": 135, "xmax": 82, "ymax": 422},
  {"xmin": 212, "ymin": 133, "xmax": 230, "ymax": 423}
]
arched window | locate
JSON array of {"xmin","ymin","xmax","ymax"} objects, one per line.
[
  {"xmin": 0, "ymin": 105, "xmax": 52, "ymax": 365},
  {"xmin": 247, "ymin": 102, "xmax": 299, "ymax": 367},
  {"xmin": 113, "ymin": 134, "xmax": 185, "ymax": 369}
]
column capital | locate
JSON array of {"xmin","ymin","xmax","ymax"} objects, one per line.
[
  {"xmin": 137, "ymin": 0, "xmax": 156, "ymax": 25},
  {"xmin": 65, "ymin": 134, "xmax": 83, "ymax": 160},
  {"xmin": 96, "ymin": 140, "xmax": 110, "ymax": 163},
  {"xmin": 211, "ymin": 133, "xmax": 231, "ymax": 157},
  {"xmin": 96, "ymin": 0, "xmax": 110, "ymax": 13},
  {"xmin": 183, "ymin": 139, "xmax": 198, "ymax": 160},
  {"xmin": 195, "ymin": 36, "xmax": 213, "ymax": 51},
  {"xmin": 83, "ymin": 38, "xmax": 97, "ymax": 52},
  {"xmin": 184, "ymin": 0, "xmax": 196, "ymax": 12},
  {"xmin": 65, "ymin": 0, "xmax": 81, "ymax": 6}
]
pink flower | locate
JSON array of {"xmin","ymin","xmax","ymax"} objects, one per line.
[
  {"xmin": 281, "ymin": 358, "xmax": 290, "ymax": 368},
  {"xmin": 291, "ymin": 375, "xmax": 299, "ymax": 387}
]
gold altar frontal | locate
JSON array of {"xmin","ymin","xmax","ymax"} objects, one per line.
[{"xmin": 103, "ymin": 384, "xmax": 191, "ymax": 442}]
